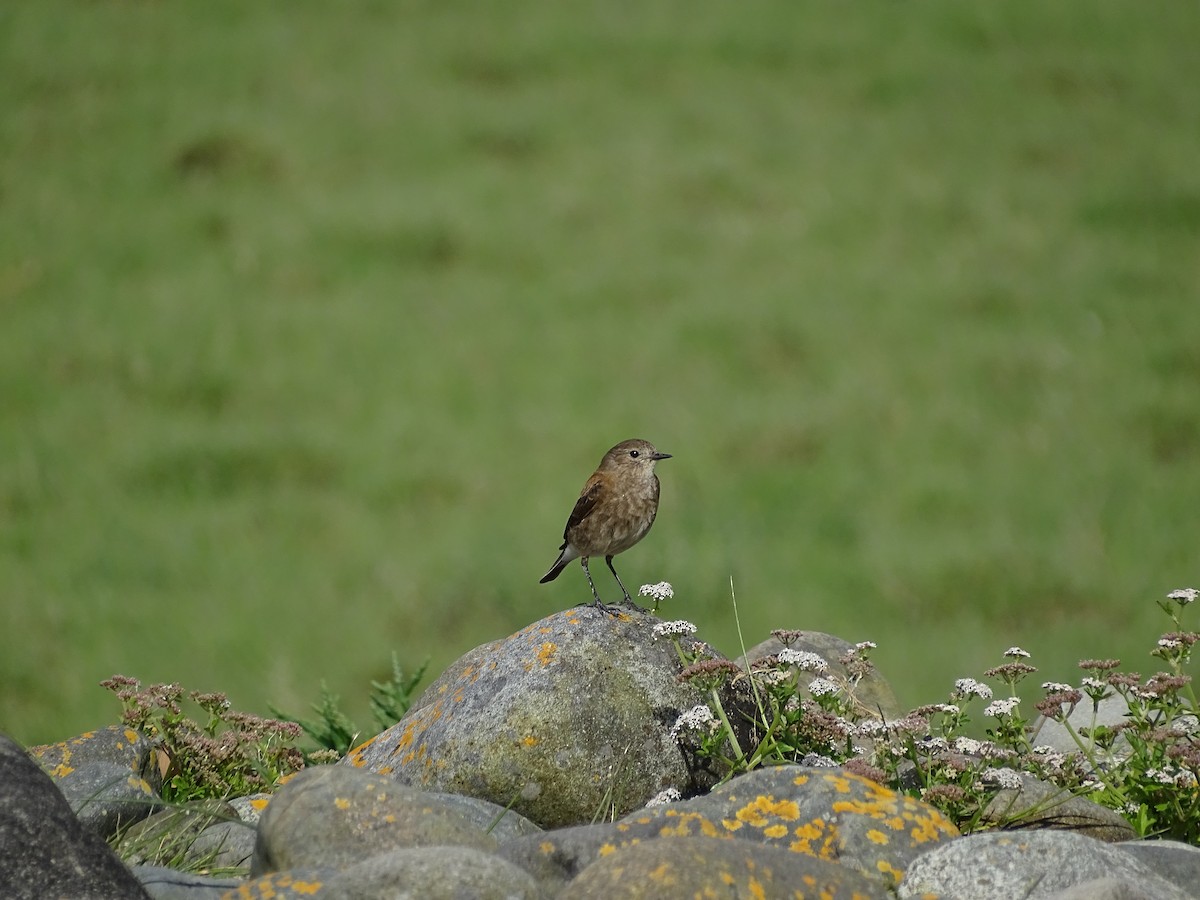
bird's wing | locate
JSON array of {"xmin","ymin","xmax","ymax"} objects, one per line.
[{"xmin": 563, "ymin": 474, "xmax": 605, "ymax": 539}]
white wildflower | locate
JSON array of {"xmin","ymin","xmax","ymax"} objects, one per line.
[
  {"xmin": 954, "ymin": 678, "xmax": 993, "ymax": 700},
  {"xmin": 645, "ymin": 787, "xmax": 681, "ymax": 807},
  {"xmin": 1041, "ymin": 682, "xmax": 1074, "ymax": 692},
  {"xmin": 952, "ymin": 737, "xmax": 984, "ymax": 756},
  {"xmin": 777, "ymin": 649, "xmax": 829, "ymax": 673},
  {"xmin": 854, "ymin": 641, "xmax": 877, "ymax": 651},
  {"xmin": 1004, "ymin": 647, "xmax": 1031, "ymax": 659},
  {"xmin": 853, "ymin": 719, "xmax": 888, "ymax": 738},
  {"xmin": 807, "ymin": 677, "xmax": 839, "ymax": 698},
  {"xmin": 980, "ymin": 767, "xmax": 1024, "ymax": 790},
  {"xmin": 1158, "ymin": 637, "xmax": 1183, "ymax": 650},
  {"xmin": 671, "ymin": 705, "xmax": 718, "ymax": 739},
  {"xmin": 983, "ymin": 697, "xmax": 1021, "ymax": 718},
  {"xmin": 652, "ymin": 620, "xmax": 697, "ymax": 640},
  {"xmin": 1167, "ymin": 588, "xmax": 1199, "ymax": 605},
  {"xmin": 639, "ymin": 582, "xmax": 674, "ymax": 602}
]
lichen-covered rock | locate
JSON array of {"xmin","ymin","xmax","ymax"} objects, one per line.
[
  {"xmin": 557, "ymin": 835, "xmax": 890, "ymax": 899},
  {"xmin": 322, "ymin": 845, "xmax": 544, "ymax": 900},
  {"xmin": 31, "ymin": 725, "xmax": 164, "ymax": 839},
  {"xmin": 498, "ymin": 766, "xmax": 956, "ymax": 894},
  {"xmin": 217, "ymin": 869, "xmax": 333, "ymax": 899},
  {"xmin": 251, "ymin": 765, "xmax": 497, "ymax": 875},
  {"xmin": 0, "ymin": 733, "xmax": 151, "ymax": 899},
  {"xmin": 345, "ymin": 607, "xmax": 720, "ymax": 828}
]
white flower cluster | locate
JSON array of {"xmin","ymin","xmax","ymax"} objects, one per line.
[
  {"xmin": 1146, "ymin": 767, "xmax": 1199, "ymax": 788},
  {"xmin": 954, "ymin": 678, "xmax": 993, "ymax": 700},
  {"xmin": 1167, "ymin": 588, "xmax": 1199, "ymax": 604},
  {"xmin": 1030, "ymin": 745, "xmax": 1067, "ymax": 771},
  {"xmin": 807, "ymin": 677, "xmax": 839, "ymax": 698},
  {"xmin": 651, "ymin": 620, "xmax": 697, "ymax": 640},
  {"xmin": 854, "ymin": 641, "xmax": 877, "ymax": 651},
  {"xmin": 639, "ymin": 581, "xmax": 675, "ymax": 602},
  {"xmin": 1041, "ymin": 682, "xmax": 1074, "ymax": 692},
  {"xmin": 777, "ymin": 648, "xmax": 829, "ymax": 673},
  {"xmin": 1004, "ymin": 647, "xmax": 1031, "ymax": 658},
  {"xmin": 671, "ymin": 704, "xmax": 718, "ymax": 739},
  {"xmin": 980, "ymin": 767, "xmax": 1024, "ymax": 790},
  {"xmin": 983, "ymin": 697, "xmax": 1021, "ymax": 718},
  {"xmin": 645, "ymin": 787, "xmax": 682, "ymax": 807}
]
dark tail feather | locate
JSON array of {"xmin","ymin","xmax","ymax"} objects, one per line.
[{"xmin": 540, "ymin": 553, "xmax": 568, "ymax": 584}]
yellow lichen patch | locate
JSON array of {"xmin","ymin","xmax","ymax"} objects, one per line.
[
  {"xmin": 823, "ymin": 772, "xmax": 855, "ymax": 794},
  {"xmin": 727, "ymin": 794, "xmax": 801, "ymax": 832},
  {"xmin": 720, "ymin": 871, "xmax": 736, "ymax": 886},
  {"xmin": 536, "ymin": 642, "xmax": 558, "ymax": 667},
  {"xmin": 49, "ymin": 763, "xmax": 74, "ymax": 778},
  {"xmin": 876, "ymin": 859, "xmax": 904, "ymax": 883},
  {"xmin": 865, "ymin": 829, "xmax": 889, "ymax": 845},
  {"xmin": 334, "ymin": 797, "xmax": 350, "ymax": 810},
  {"xmin": 123, "ymin": 728, "xmax": 140, "ymax": 745},
  {"xmin": 747, "ymin": 875, "xmax": 766, "ymax": 900},
  {"xmin": 250, "ymin": 796, "xmax": 270, "ymax": 813},
  {"xmin": 907, "ymin": 809, "xmax": 958, "ymax": 842},
  {"xmin": 540, "ymin": 841, "xmax": 556, "ymax": 855},
  {"xmin": 648, "ymin": 861, "xmax": 677, "ymax": 885},
  {"xmin": 521, "ymin": 735, "xmax": 539, "ymax": 747},
  {"xmin": 788, "ymin": 819, "xmax": 832, "ymax": 857},
  {"xmin": 763, "ymin": 824, "xmax": 788, "ymax": 839}
]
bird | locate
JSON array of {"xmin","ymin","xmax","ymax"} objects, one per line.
[{"xmin": 540, "ymin": 438, "xmax": 671, "ymax": 612}]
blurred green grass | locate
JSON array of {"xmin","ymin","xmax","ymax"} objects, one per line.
[{"xmin": 3, "ymin": 1, "xmax": 1199, "ymax": 744}]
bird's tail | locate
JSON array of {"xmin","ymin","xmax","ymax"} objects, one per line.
[{"xmin": 539, "ymin": 544, "xmax": 577, "ymax": 583}]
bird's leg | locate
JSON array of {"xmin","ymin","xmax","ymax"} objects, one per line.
[
  {"xmin": 578, "ymin": 557, "xmax": 621, "ymax": 615},
  {"xmin": 606, "ymin": 556, "xmax": 647, "ymax": 612}
]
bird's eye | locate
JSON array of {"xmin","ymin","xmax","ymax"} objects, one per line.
[{"xmin": 629, "ymin": 450, "xmax": 640, "ymax": 458}]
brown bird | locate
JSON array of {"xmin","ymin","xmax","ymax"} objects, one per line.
[{"xmin": 540, "ymin": 438, "xmax": 671, "ymax": 611}]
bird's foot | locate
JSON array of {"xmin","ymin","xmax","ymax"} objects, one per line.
[{"xmin": 619, "ymin": 595, "xmax": 650, "ymax": 613}]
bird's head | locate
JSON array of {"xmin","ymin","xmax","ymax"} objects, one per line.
[{"xmin": 600, "ymin": 438, "xmax": 672, "ymax": 476}]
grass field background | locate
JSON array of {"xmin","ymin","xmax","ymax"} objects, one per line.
[{"xmin": 3, "ymin": 1, "xmax": 1199, "ymax": 745}]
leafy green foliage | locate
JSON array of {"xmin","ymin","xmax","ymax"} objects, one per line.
[
  {"xmin": 273, "ymin": 654, "xmax": 428, "ymax": 755},
  {"xmin": 100, "ymin": 677, "xmax": 305, "ymax": 803}
]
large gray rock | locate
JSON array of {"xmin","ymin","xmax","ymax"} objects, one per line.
[
  {"xmin": 897, "ymin": 830, "xmax": 1193, "ymax": 900},
  {"xmin": 251, "ymin": 765, "xmax": 497, "ymax": 875},
  {"xmin": 344, "ymin": 607, "xmax": 720, "ymax": 828},
  {"xmin": 983, "ymin": 772, "xmax": 1135, "ymax": 842},
  {"xmin": 31, "ymin": 725, "xmax": 163, "ymax": 839},
  {"xmin": 558, "ymin": 835, "xmax": 889, "ymax": 899},
  {"xmin": 323, "ymin": 845, "xmax": 544, "ymax": 900},
  {"xmin": 0, "ymin": 733, "xmax": 150, "ymax": 899}
]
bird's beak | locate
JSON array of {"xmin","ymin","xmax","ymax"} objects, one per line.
[{"xmin": 653, "ymin": 452, "xmax": 672, "ymax": 461}]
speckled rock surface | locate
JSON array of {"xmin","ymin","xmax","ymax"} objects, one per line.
[
  {"xmin": 499, "ymin": 766, "xmax": 957, "ymax": 893},
  {"xmin": 897, "ymin": 829, "xmax": 1194, "ymax": 900},
  {"xmin": 344, "ymin": 607, "xmax": 721, "ymax": 828},
  {"xmin": 322, "ymin": 845, "xmax": 544, "ymax": 900},
  {"xmin": 30, "ymin": 725, "xmax": 164, "ymax": 839},
  {"xmin": 556, "ymin": 835, "xmax": 890, "ymax": 899},
  {"xmin": 0, "ymin": 733, "xmax": 151, "ymax": 900},
  {"xmin": 250, "ymin": 765, "xmax": 498, "ymax": 875}
]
